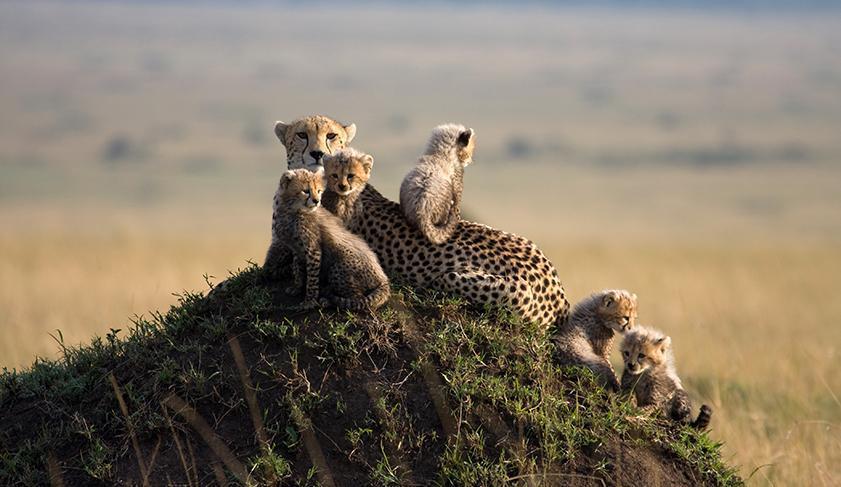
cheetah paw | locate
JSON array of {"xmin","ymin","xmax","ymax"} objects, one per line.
[
  {"xmin": 284, "ymin": 285, "xmax": 301, "ymax": 296},
  {"xmin": 286, "ymin": 299, "xmax": 320, "ymax": 312}
]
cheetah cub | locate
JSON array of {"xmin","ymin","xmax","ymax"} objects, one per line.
[
  {"xmin": 321, "ymin": 147, "xmax": 373, "ymax": 225},
  {"xmin": 399, "ymin": 123, "xmax": 475, "ymax": 245},
  {"xmin": 620, "ymin": 327, "xmax": 712, "ymax": 429},
  {"xmin": 271, "ymin": 168, "xmax": 389, "ymax": 311},
  {"xmin": 553, "ymin": 290, "xmax": 638, "ymax": 390}
]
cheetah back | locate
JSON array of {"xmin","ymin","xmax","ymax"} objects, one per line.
[{"xmin": 346, "ymin": 185, "xmax": 569, "ymax": 328}]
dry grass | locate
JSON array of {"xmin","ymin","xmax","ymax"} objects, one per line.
[{"xmin": 0, "ymin": 226, "xmax": 262, "ymax": 368}]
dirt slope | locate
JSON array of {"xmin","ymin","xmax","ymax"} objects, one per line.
[{"xmin": 0, "ymin": 266, "xmax": 741, "ymax": 486}]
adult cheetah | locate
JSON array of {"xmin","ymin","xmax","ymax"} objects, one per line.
[
  {"xmin": 322, "ymin": 147, "xmax": 570, "ymax": 329},
  {"xmin": 274, "ymin": 115, "xmax": 357, "ymax": 171}
]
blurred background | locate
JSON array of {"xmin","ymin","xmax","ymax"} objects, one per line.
[{"xmin": 1, "ymin": 1, "xmax": 840, "ymax": 484}]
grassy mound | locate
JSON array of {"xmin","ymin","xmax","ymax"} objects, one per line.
[{"xmin": 0, "ymin": 265, "xmax": 741, "ymax": 486}]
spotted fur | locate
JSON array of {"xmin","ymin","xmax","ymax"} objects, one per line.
[
  {"xmin": 271, "ymin": 168, "xmax": 389, "ymax": 311},
  {"xmin": 322, "ymin": 148, "xmax": 570, "ymax": 329},
  {"xmin": 620, "ymin": 326, "xmax": 712, "ymax": 429},
  {"xmin": 274, "ymin": 115, "xmax": 357, "ymax": 171}
]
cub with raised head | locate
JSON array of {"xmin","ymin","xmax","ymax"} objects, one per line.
[
  {"xmin": 322, "ymin": 147, "xmax": 570, "ymax": 329},
  {"xmin": 552, "ymin": 289, "xmax": 638, "ymax": 390},
  {"xmin": 400, "ymin": 123, "xmax": 475, "ymax": 244},
  {"xmin": 620, "ymin": 326, "xmax": 712, "ymax": 429},
  {"xmin": 321, "ymin": 147, "xmax": 374, "ymax": 224},
  {"xmin": 271, "ymin": 168, "xmax": 389, "ymax": 311}
]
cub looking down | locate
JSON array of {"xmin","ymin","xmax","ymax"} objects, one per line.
[
  {"xmin": 400, "ymin": 123, "xmax": 475, "ymax": 245},
  {"xmin": 620, "ymin": 326, "xmax": 712, "ymax": 430},
  {"xmin": 552, "ymin": 289, "xmax": 638, "ymax": 390},
  {"xmin": 322, "ymin": 146, "xmax": 569, "ymax": 329},
  {"xmin": 270, "ymin": 168, "xmax": 389, "ymax": 311}
]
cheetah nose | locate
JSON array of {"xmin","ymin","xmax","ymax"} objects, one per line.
[
  {"xmin": 338, "ymin": 184, "xmax": 348, "ymax": 191},
  {"xmin": 310, "ymin": 150, "xmax": 324, "ymax": 161}
]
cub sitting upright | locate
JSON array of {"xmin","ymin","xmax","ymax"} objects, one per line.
[
  {"xmin": 552, "ymin": 289, "xmax": 638, "ymax": 390},
  {"xmin": 620, "ymin": 326, "xmax": 712, "ymax": 429},
  {"xmin": 400, "ymin": 124, "xmax": 475, "ymax": 245},
  {"xmin": 271, "ymin": 168, "xmax": 389, "ymax": 311}
]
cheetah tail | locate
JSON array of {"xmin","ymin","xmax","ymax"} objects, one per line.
[
  {"xmin": 691, "ymin": 404, "xmax": 713, "ymax": 430},
  {"xmin": 330, "ymin": 283, "xmax": 391, "ymax": 312},
  {"xmin": 418, "ymin": 211, "xmax": 458, "ymax": 245}
]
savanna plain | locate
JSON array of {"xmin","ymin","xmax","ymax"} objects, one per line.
[{"xmin": 1, "ymin": 2, "xmax": 840, "ymax": 485}]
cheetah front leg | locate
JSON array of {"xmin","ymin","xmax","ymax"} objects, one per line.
[
  {"xmin": 668, "ymin": 389, "xmax": 693, "ymax": 423},
  {"xmin": 620, "ymin": 372, "xmax": 641, "ymax": 402},
  {"xmin": 263, "ymin": 237, "xmax": 292, "ymax": 280},
  {"xmin": 558, "ymin": 346, "xmax": 620, "ymax": 392},
  {"xmin": 285, "ymin": 255, "xmax": 304, "ymax": 296},
  {"xmin": 581, "ymin": 355, "xmax": 620, "ymax": 392},
  {"xmin": 295, "ymin": 238, "xmax": 322, "ymax": 310}
]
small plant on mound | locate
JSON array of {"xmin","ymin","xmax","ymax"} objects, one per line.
[{"xmin": 0, "ymin": 265, "xmax": 741, "ymax": 486}]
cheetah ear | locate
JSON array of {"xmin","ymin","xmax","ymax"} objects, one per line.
[
  {"xmin": 602, "ymin": 295, "xmax": 615, "ymax": 308},
  {"xmin": 343, "ymin": 123, "xmax": 357, "ymax": 144},
  {"xmin": 279, "ymin": 170, "xmax": 295, "ymax": 190},
  {"xmin": 655, "ymin": 336, "xmax": 671, "ymax": 350},
  {"xmin": 457, "ymin": 128, "xmax": 474, "ymax": 147},
  {"xmin": 274, "ymin": 121, "xmax": 289, "ymax": 144},
  {"xmin": 361, "ymin": 154, "xmax": 374, "ymax": 175}
]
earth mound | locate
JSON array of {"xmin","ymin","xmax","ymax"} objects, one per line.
[{"xmin": 0, "ymin": 265, "xmax": 741, "ymax": 485}]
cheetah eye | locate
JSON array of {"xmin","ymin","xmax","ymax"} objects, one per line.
[
  {"xmin": 326, "ymin": 133, "xmax": 337, "ymax": 140},
  {"xmin": 331, "ymin": 174, "xmax": 338, "ymax": 179},
  {"xmin": 347, "ymin": 174, "xmax": 355, "ymax": 180},
  {"xmin": 296, "ymin": 132, "xmax": 307, "ymax": 140},
  {"xmin": 622, "ymin": 351, "xmax": 629, "ymax": 357},
  {"xmin": 637, "ymin": 354, "xmax": 644, "ymax": 361},
  {"xmin": 302, "ymin": 189, "xmax": 310, "ymax": 195}
]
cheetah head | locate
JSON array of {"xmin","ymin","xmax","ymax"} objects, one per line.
[
  {"xmin": 621, "ymin": 326, "xmax": 671, "ymax": 375},
  {"xmin": 278, "ymin": 168, "xmax": 325, "ymax": 212},
  {"xmin": 323, "ymin": 147, "xmax": 373, "ymax": 196},
  {"xmin": 596, "ymin": 289, "xmax": 638, "ymax": 333},
  {"xmin": 425, "ymin": 123, "xmax": 476, "ymax": 166},
  {"xmin": 274, "ymin": 115, "xmax": 357, "ymax": 171}
]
